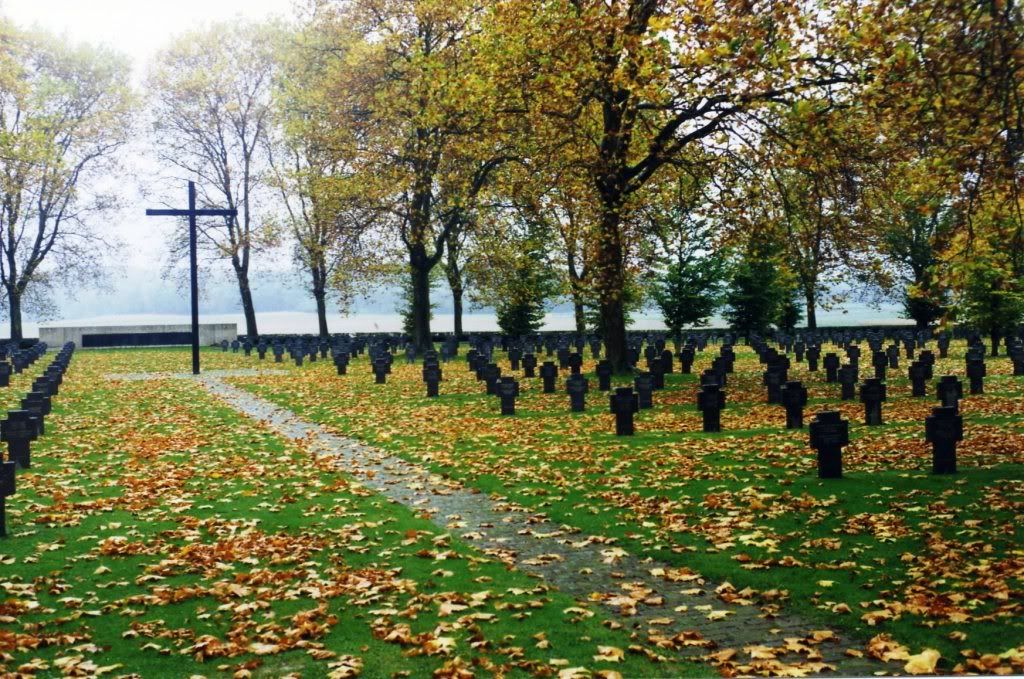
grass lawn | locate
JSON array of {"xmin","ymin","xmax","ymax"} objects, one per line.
[
  {"xmin": 0, "ymin": 349, "xmax": 691, "ymax": 678},
  {"xmin": 211, "ymin": 339, "xmax": 1024, "ymax": 676}
]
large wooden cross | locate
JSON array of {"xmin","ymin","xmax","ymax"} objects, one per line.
[{"xmin": 146, "ymin": 181, "xmax": 237, "ymax": 375}]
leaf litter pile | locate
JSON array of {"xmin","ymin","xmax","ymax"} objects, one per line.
[
  {"xmin": 221, "ymin": 340, "xmax": 1024, "ymax": 676},
  {"xmin": 0, "ymin": 349, "xmax": 690, "ymax": 678}
]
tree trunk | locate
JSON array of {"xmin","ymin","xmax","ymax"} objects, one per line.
[
  {"xmin": 595, "ymin": 204, "xmax": 628, "ymax": 372},
  {"xmin": 805, "ymin": 290, "xmax": 817, "ymax": 330},
  {"xmin": 573, "ymin": 296, "xmax": 586, "ymax": 337},
  {"xmin": 409, "ymin": 245, "xmax": 432, "ymax": 352},
  {"xmin": 314, "ymin": 289, "xmax": 329, "ymax": 338},
  {"xmin": 8, "ymin": 288, "xmax": 22, "ymax": 342},
  {"xmin": 991, "ymin": 328, "xmax": 1001, "ymax": 356},
  {"xmin": 311, "ymin": 264, "xmax": 329, "ymax": 337},
  {"xmin": 452, "ymin": 285, "xmax": 463, "ymax": 340},
  {"xmin": 235, "ymin": 267, "xmax": 259, "ymax": 339}
]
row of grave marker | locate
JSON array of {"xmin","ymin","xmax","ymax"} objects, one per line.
[
  {"xmin": 0, "ymin": 342, "xmax": 75, "ymax": 537},
  {"xmin": 234, "ymin": 331, "xmax": 1014, "ymax": 479}
]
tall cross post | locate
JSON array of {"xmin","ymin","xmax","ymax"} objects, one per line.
[{"xmin": 146, "ymin": 181, "xmax": 237, "ymax": 375}]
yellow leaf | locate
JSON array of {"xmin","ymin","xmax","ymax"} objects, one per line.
[
  {"xmin": 904, "ymin": 649, "xmax": 940, "ymax": 675},
  {"xmin": 594, "ymin": 645, "xmax": 624, "ymax": 663}
]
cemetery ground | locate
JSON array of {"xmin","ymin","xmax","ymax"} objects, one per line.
[
  {"xmin": 0, "ymin": 350, "xmax": 685, "ymax": 678},
  {"xmin": 0, "ymin": 342, "xmax": 1022, "ymax": 677}
]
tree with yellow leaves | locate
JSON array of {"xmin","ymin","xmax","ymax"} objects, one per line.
[
  {"xmin": 306, "ymin": 0, "xmax": 517, "ymax": 351},
  {"xmin": 483, "ymin": 0, "xmax": 862, "ymax": 369}
]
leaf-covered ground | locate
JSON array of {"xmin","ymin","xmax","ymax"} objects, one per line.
[
  {"xmin": 0, "ymin": 349, "xmax": 692, "ymax": 678},
  {"xmin": 218, "ymin": 340, "xmax": 1024, "ymax": 676}
]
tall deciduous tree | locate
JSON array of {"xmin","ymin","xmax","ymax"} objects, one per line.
[
  {"xmin": 0, "ymin": 24, "xmax": 134, "ymax": 340},
  {"xmin": 488, "ymin": 0, "xmax": 858, "ymax": 370},
  {"xmin": 148, "ymin": 22, "xmax": 279, "ymax": 340},
  {"xmin": 309, "ymin": 0, "xmax": 512, "ymax": 351},
  {"xmin": 868, "ymin": 0, "xmax": 1024, "ymax": 337},
  {"xmin": 270, "ymin": 24, "xmax": 372, "ymax": 337}
]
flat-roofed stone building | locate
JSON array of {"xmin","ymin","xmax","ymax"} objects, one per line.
[{"xmin": 38, "ymin": 323, "xmax": 237, "ymax": 348}]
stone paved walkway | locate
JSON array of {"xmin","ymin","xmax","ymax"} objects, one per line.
[
  {"xmin": 107, "ymin": 369, "xmax": 289, "ymax": 381},
  {"xmin": 113, "ymin": 371, "xmax": 885, "ymax": 676}
]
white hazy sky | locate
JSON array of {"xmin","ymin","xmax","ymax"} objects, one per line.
[
  {"xmin": 0, "ymin": 1, "xmax": 305, "ymax": 320},
  {"xmin": 2, "ymin": 0, "xmax": 292, "ymax": 79}
]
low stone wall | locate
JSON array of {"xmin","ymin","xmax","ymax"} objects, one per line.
[{"xmin": 38, "ymin": 323, "xmax": 238, "ymax": 348}]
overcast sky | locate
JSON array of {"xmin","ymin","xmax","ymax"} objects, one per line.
[{"xmin": 2, "ymin": 0, "xmax": 290, "ymax": 76}]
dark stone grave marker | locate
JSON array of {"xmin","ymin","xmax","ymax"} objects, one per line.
[
  {"xmin": 809, "ymin": 411, "xmax": 849, "ymax": 479},
  {"xmin": 926, "ymin": 406, "xmax": 962, "ymax": 474}
]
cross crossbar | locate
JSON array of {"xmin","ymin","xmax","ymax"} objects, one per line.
[{"xmin": 145, "ymin": 208, "xmax": 237, "ymax": 217}]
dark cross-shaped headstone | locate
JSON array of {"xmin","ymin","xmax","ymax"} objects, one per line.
[
  {"xmin": 780, "ymin": 381, "xmax": 808, "ymax": 429},
  {"xmin": 21, "ymin": 391, "xmax": 49, "ymax": 436},
  {"xmin": 522, "ymin": 353, "xmax": 537, "ymax": 378},
  {"xmin": 908, "ymin": 361, "xmax": 928, "ymax": 397},
  {"xmin": 566, "ymin": 352, "xmax": 583, "ymax": 376},
  {"xmin": 649, "ymin": 357, "xmax": 665, "ymax": 390},
  {"xmin": 886, "ymin": 344, "xmax": 900, "ymax": 370},
  {"xmin": 838, "ymin": 364, "xmax": 858, "ymax": 400},
  {"xmin": 566, "ymin": 374, "xmax": 589, "ymax": 412},
  {"xmin": 763, "ymin": 368, "xmax": 786, "ymax": 405},
  {"xmin": 1, "ymin": 410, "xmax": 37, "ymax": 469},
  {"xmin": 609, "ymin": 387, "xmax": 639, "ymax": 436},
  {"xmin": 497, "ymin": 377, "xmax": 519, "ymax": 416},
  {"xmin": 147, "ymin": 181, "xmax": 238, "ymax": 375},
  {"xmin": 660, "ymin": 349, "xmax": 674, "ymax": 374},
  {"xmin": 508, "ymin": 348, "xmax": 522, "ymax": 371},
  {"xmin": 539, "ymin": 361, "xmax": 558, "ymax": 393},
  {"xmin": 697, "ymin": 383, "xmax": 726, "ymax": 433},
  {"xmin": 926, "ymin": 406, "xmax": 962, "ymax": 474},
  {"xmin": 872, "ymin": 351, "xmax": 888, "ymax": 380},
  {"xmin": 334, "ymin": 352, "xmax": 349, "ymax": 375},
  {"xmin": 823, "ymin": 353, "xmax": 840, "ymax": 382},
  {"xmin": 936, "ymin": 375, "xmax": 962, "ymax": 413},
  {"xmin": 859, "ymin": 378, "xmax": 887, "ymax": 425},
  {"xmin": 919, "ymin": 350, "xmax": 936, "ymax": 378},
  {"xmin": 424, "ymin": 365, "xmax": 441, "ymax": 397},
  {"xmin": 903, "ymin": 337, "xmax": 916, "ymax": 360},
  {"xmin": 966, "ymin": 358, "xmax": 986, "ymax": 395},
  {"xmin": 710, "ymin": 356, "xmax": 729, "ymax": 387},
  {"xmin": 809, "ymin": 411, "xmax": 848, "ymax": 479},
  {"xmin": 483, "ymin": 363, "xmax": 502, "ymax": 395},
  {"xmin": 372, "ymin": 358, "xmax": 389, "ymax": 384},
  {"xmin": 678, "ymin": 347, "xmax": 695, "ymax": 374},
  {"xmin": 806, "ymin": 346, "xmax": 820, "ymax": 372},
  {"xmin": 846, "ymin": 344, "xmax": 861, "ymax": 370},
  {"xmin": 634, "ymin": 373, "xmax": 653, "ymax": 409}
]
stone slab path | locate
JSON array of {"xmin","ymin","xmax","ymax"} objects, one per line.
[{"xmin": 109, "ymin": 371, "xmax": 885, "ymax": 676}]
